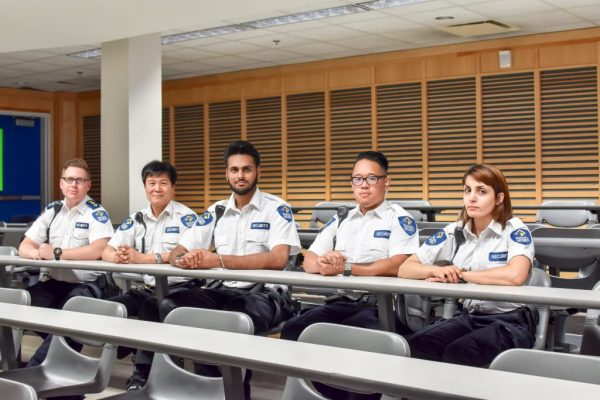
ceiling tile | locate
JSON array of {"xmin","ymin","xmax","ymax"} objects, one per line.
[
  {"xmin": 0, "ymin": 50, "xmax": 58, "ymax": 61},
  {"xmin": 239, "ymin": 48, "xmax": 303, "ymax": 62},
  {"xmin": 567, "ymin": 4, "xmax": 600, "ymax": 20},
  {"xmin": 200, "ymin": 41, "xmax": 266, "ymax": 55},
  {"xmin": 401, "ymin": 6, "xmax": 490, "ymax": 26},
  {"xmin": 527, "ymin": 21, "xmax": 595, "ymax": 32},
  {"xmin": 382, "ymin": 27, "xmax": 458, "ymax": 44},
  {"xmin": 167, "ymin": 61, "xmax": 224, "ymax": 73},
  {"xmin": 290, "ymin": 42, "xmax": 354, "ymax": 56},
  {"xmin": 327, "ymin": 9, "xmax": 390, "ymax": 24},
  {"xmin": 331, "ymin": 34, "xmax": 407, "ymax": 50},
  {"xmin": 501, "ymin": 9, "xmax": 586, "ymax": 28},
  {"xmin": 292, "ymin": 25, "xmax": 367, "ymax": 40},
  {"xmin": 239, "ymin": 32, "xmax": 309, "ymax": 48},
  {"xmin": 266, "ymin": 20, "xmax": 330, "ymax": 33},
  {"xmin": 464, "ymin": 0, "xmax": 554, "ymax": 17},
  {"xmin": 161, "ymin": 47, "xmax": 223, "ymax": 60},
  {"xmin": 166, "ymin": 36, "xmax": 227, "ymax": 48},
  {"xmin": 343, "ymin": 16, "xmax": 423, "ymax": 34},
  {"xmin": 3, "ymin": 61, "xmax": 62, "ymax": 73},
  {"xmin": 202, "ymin": 55, "xmax": 259, "ymax": 68},
  {"xmin": 544, "ymin": 0, "xmax": 600, "ymax": 7},
  {"xmin": 0, "ymin": 56, "xmax": 22, "ymax": 67},
  {"xmin": 35, "ymin": 55, "xmax": 98, "ymax": 67},
  {"xmin": 0, "ymin": 67, "xmax": 37, "ymax": 79},
  {"xmin": 380, "ymin": 0, "xmax": 457, "ymax": 16}
]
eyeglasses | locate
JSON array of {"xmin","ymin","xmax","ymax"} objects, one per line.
[
  {"xmin": 62, "ymin": 177, "xmax": 89, "ymax": 185},
  {"xmin": 350, "ymin": 175, "xmax": 387, "ymax": 186}
]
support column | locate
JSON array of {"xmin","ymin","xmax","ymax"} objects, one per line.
[{"xmin": 100, "ymin": 33, "xmax": 162, "ymax": 222}]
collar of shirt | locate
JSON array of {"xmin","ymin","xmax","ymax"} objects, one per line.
[
  {"xmin": 62, "ymin": 195, "xmax": 90, "ymax": 216},
  {"xmin": 463, "ymin": 219, "xmax": 503, "ymax": 240},
  {"xmin": 347, "ymin": 200, "xmax": 388, "ymax": 221},
  {"xmin": 224, "ymin": 187, "xmax": 263, "ymax": 214},
  {"xmin": 143, "ymin": 200, "xmax": 174, "ymax": 222}
]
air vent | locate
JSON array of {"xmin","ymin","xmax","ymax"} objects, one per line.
[{"xmin": 438, "ymin": 20, "xmax": 519, "ymax": 37}]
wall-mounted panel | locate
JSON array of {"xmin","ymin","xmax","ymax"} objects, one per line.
[
  {"xmin": 82, "ymin": 115, "xmax": 101, "ymax": 203},
  {"xmin": 375, "ymin": 59, "xmax": 422, "ymax": 84},
  {"xmin": 426, "ymin": 54, "xmax": 477, "ymax": 79},
  {"xmin": 480, "ymin": 48, "xmax": 536, "ymax": 73},
  {"xmin": 328, "ymin": 66, "xmax": 372, "ymax": 89},
  {"xmin": 539, "ymin": 42, "xmax": 597, "ymax": 69}
]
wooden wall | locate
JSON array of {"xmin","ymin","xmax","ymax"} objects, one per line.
[{"xmin": 42, "ymin": 28, "xmax": 600, "ymax": 222}]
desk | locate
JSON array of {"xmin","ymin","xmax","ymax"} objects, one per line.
[
  {"xmin": 0, "ymin": 303, "xmax": 598, "ymax": 400},
  {"xmin": 1, "ymin": 255, "xmax": 600, "ymax": 330}
]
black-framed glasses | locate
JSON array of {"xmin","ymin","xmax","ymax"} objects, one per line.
[
  {"xmin": 62, "ymin": 177, "xmax": 89, "ymax": 185},
  {"xmin": 350, "ymin": 175, "xmax": 387, "ymax": 186}
]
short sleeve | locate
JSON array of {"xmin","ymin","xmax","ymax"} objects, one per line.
[
  {"xmin": 179, "ymin": 210, "xmax": 215, "ymax": 251},
  {"xmin": 416, "ymin": 224, "xmax": 456, "ymax": 266},
  {"xmin": 24, "ymin": 209, "xmax": 53, "ymax": 244},
  {"xmin": 87, "ymin": 208, "xmax": 114, "ymax": 243},
  {"xmin": 267, "ymin": 204, "xmax": 300, "ymax": 255},
  {"xmin": 389, "ymin": 213, "xmax": 420, "ymax": 257},
  {"xmin": 506, "ymin": 221, "xmax": 534, "ymax": 264},
  {"xmin": 107, "ymin": 216, "xmax": 135, "ymax": 249},
  {"xmin": 308, "ymin": 216, "xmax": 338, "ymax": 256}
]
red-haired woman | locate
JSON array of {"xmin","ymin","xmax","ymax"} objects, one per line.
[{"xmin": 398, "ymin": 164, "xmax": 536, "ymax": 366}]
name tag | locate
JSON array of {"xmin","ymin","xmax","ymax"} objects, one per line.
[
  {"xmin": 165, "ymin": 226, "xmax": 180, "ymax": 234},
  {"xmin": 373, "ymin": 230, "xmax": 391, "ymax": 239},
  {"xmin": 75, "ymin": 222, "xmax": 89, "ymax": 229},
  {"xmin": 251, "ymin": 222, "xmax": 270, "ymax": 230},
  {"xmin": 489, "ymin": 252, "xmax": 508, "ymax": 262}
]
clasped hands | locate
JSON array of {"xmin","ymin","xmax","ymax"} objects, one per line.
[
  {"xmin": 112, "ymin": 245, "xmax": 143, "ymax": 264},
  {"xmin": 175, "ymin": 249, "xmax": 220, "ymax": 269},
  {"xmin": 315, "ymin": 250, "xmax": 347, "ymax": 276},
  {"xmin": 426, "ymin": 265, "xmax": 465, "ymax": 283}
]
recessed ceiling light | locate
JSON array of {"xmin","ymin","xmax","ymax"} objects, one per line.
[
  {"xmin": 435, "ymin": 16, "xmax": 455, "ymax": 21},
  {"xmin": 248, "ymin": 5, "xmax": 366, "ymax": 29},
  {"xmin": 68, "ymin": 48, "xmax": 102, "ymax": 59}
]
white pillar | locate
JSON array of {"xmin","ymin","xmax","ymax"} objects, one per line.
[{"xmin": 100, "ymin": 33, "xmax": 162, "ymax": 223}]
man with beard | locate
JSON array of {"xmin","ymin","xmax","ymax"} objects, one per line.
[{"xmin": 128, "ymin": 140, "xmax": 300, "ymax": 394}]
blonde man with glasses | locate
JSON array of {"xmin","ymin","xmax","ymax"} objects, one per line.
[{"xmin": 19, "ymin": 158, "xmax": 114, "ymax": 372}]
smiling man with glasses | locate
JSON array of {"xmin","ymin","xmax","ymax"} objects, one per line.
[{"xmin": 18, "ymin": 158, "xmax": 114, "ymax": 373}]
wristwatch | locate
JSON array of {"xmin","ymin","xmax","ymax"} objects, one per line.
[
  {"xmin": 154, "ymin": 253, "xmax": 163, "ymax": 264},
  {"xmin": 53, "ymin": 247, "xmax": 62, "ymax": 261},
  {"xmin": 343, "ymin": 261, "xmax": 352, "ymax": 277}
]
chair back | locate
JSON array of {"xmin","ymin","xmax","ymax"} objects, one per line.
[
  {"xmin": 308, "ymin": 202, "xmax": 355, "ymax": 229},
  {"xmin": 0, "ymin": 378, "xmax": 37, "ymax": 400},
  {"xmin": 536, "ymin": 200, "xmax": 597, "ymax": 227},
  {"xmin": 390, "ymin": 200, "xmax": 430, "ymax": 222},
  {"xmin": 490, "ymin": 349, "xmax": 600, "ymax": 385},
  {"xmin": 0, "ymin": 287, "xmax": 30, "ymax": 357},
  {"xmin": 282, "ymin": 323, "xmax": 409, "ymax": 400},
  {"xmin": 580, "ymin": 281, "xmax": 600, "ymax": 356}
]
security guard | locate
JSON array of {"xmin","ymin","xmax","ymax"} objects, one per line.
[
  {"xmin": 19, "ymin": 158, "xmax": 114, "ymax": 373},
  {"xmin": 101, "ymin": 160, "xmax": 198, "ymax": 390},
  {"xmin": 399, "ymin": 163, "xmax": 536, "ymax": 367},
  {"xmin": 280, "ymin": 151, "xmax": 418, "ymax": 400}
]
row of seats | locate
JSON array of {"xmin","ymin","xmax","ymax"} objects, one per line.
[{"xmin": 1, "ymin": 284, "xmax": 599, "ymax": 400}]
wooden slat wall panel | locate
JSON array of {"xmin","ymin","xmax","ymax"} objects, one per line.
[
  {"xmin": 208, "ymin": 101, "xmax": 242, "ymax": 205},
  {"xmin": 286, "ymin": 92, "xmax": 326, "ymax": 226},
  {"xmin": 162, "ymin": 107, "xmax": 170, "ymax": 163},
  {"xmin": 376, "ymin": 82, "xmax": 423, "ymax": 200},
  {"xmin": 82, "ymin": 115, "xmax": 101, "ymax": 203},
  {"xmin": 173, "ymin": 105, "xmax": 204, "ymax": 213},
  {"xmin": 540, "ymin": 67, "xmax": 598, "ymax": 201},
  {"xmin": 427, "ymin": 77, "xmax": 477, "ymax": 220},
  {"xmin": 247, "ymin": 96, "xmax": 282, "ymax": 197},
  {"xmin": 482, "ymin": 72, "xmax": 536, "ymax": 221},
  {"xmin": 330, "ymin": 87, "xmax": 372, "ymax": 202}
]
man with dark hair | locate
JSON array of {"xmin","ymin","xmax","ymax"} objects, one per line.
[
  {"xmin": 19, "ymin": 158, "xmax": 114, "ymax": 376},
  {"xmin": 280, "ymin": 151, "xmax": 418, "ymax": 399},
  {"xmin": 101, "ymin": 160, "xmax": 198, "ymax": 390}
]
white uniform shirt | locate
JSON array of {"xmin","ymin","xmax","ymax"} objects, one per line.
[
  {"xmin": 417, "ymin": 217, "xmax": 535, "ymax": 313},
  {"xmin": 309, "ymin": 201, "xmax": 419, "ymax": 263},
  {"xmin": 179, "ymin": 188, "xmax": 301, "ymax": 288},
  {"xmin": 25, "ymin": 195, "xmax": 114, "ymax": 283},
  {"xmin": 108, "ymin": 201, "xmax": 197, "ymax": 286}
]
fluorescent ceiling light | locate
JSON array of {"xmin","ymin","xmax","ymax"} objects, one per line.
[
  {"xmin": 69, "ymin": 0, "xmax": 429, "ymax": 58},
  {"xmin": 359, "ymin": 0, "xmax": 428, "ymax": 10},
  {"xmin": 248, "ymin": 5, "xmax": 366, "ymax": 29}
]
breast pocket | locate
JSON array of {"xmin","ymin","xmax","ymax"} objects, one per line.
[
  {"xmin": 246, "ymin": 229, "xmax": 269, "ymax": 254},
  {"xmin": 161, "ymin": 232, "xmax": 180, "ymax": 250},
  {"xmin": 214, "ymin": 232, "xmax": 229, "ymax": 254},
  {"xmin": 71, "ymin": 227, "xmax": 90, "ymax": 247},
  {"xmin": 367, "ymin": 238, "xmax": 389, "ymax": 261}
]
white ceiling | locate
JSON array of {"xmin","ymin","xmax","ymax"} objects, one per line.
[{"xmin": 1, "ymin": 0, "xmax": 600, "ymax": 92}]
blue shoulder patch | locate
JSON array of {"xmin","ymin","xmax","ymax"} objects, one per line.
[
  {"xmin": 181, "ymin": 214, "xmax": 197, "ymax": 228},
  {"xmin": 510, "ymin": 228, "xmax": 532, "ymax": 245},
  {"xmin": 86, "ymin": 199, "xmax": 101, "ymax": 210},
  {"xmin": 426, "ymin": 229, "xmax": 447, "ymax": 246},
  {"xmin": 118, "ymin": 218, "xmax": 134, "ymax": 231},
  {"xmin": 46, "ymin": 200, "xmax": 62, "ymax": 210},
  {"xmin": 398, "ymin": 216, "xmax": 417, "ymax": 236},
  {"xmin": 92, "ymin": 210, "xmax": 109, "ymax": 224},
  {"xmin": 277, "ymin": 205, "xmax": 293, "ymax": 222},
  {"xmin": 320, "ymin": 216, "xmax": 336, "ymax": 233},
  {"xmin": 196, "ymin": 211, "xmax": 213, "ymax": 227}
]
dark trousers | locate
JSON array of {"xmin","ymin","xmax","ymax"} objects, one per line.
[
  {"xmin": 280, "ymin": 301, "xmax": 380, "ymax": 341},
  {"xmin": 281, "ymin": 301, "xmax": 390, "ymax": 400},
  {"xmin": 26, "ymin": 278, "xmax": 102, "ymax": 367},
  {"xmin": 408, "ymin": 309, "xmax": 535, "ymax": 367}
]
